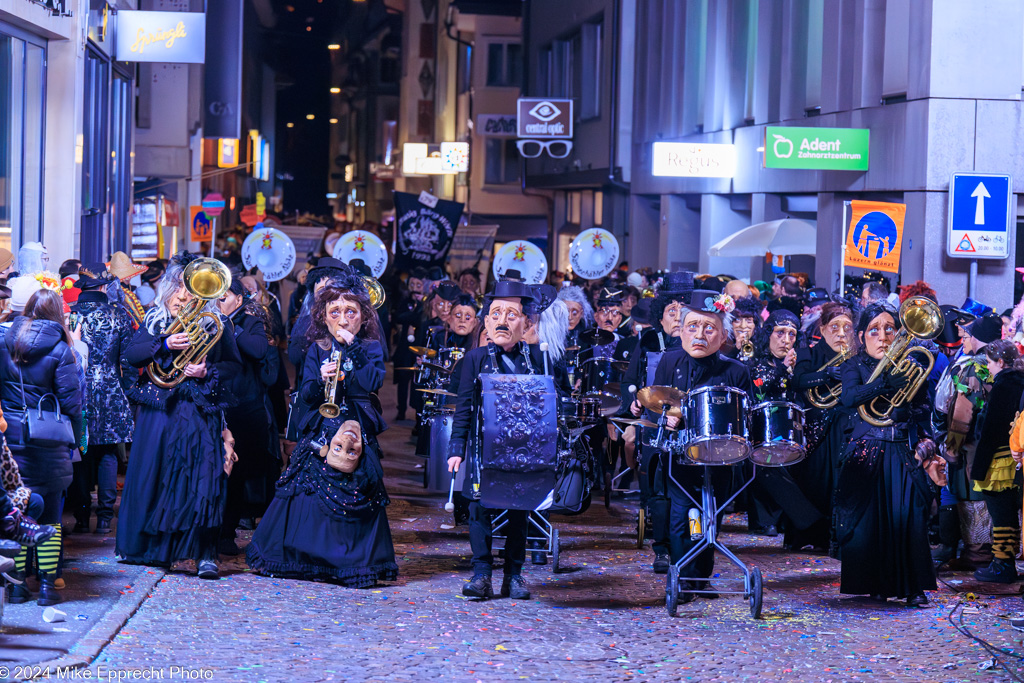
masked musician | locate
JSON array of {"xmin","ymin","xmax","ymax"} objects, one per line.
[
  {"xmin": 295, "ymin": 276, "xmax": 386, "ymax": 442},
  {"xmin": 447, "ymin": 280, "xmax": 567, "ymax": 600},
  {"xmin": 726, "ymin": 297, "xmax": 762, "ymax": 361},
  {"xmin": 834, "ymin": 302, "xmax": 936, "ymax": 607},
  {"xmin": 116, "ymin": 253, "xmax": 243, "ymax": 579},
  {"xmin": 410, "ymin": 282, "xmax": 461, "ymax": 420},
  {"xmin": 744, "ymin": 310, "xmax": 825, "ymax": 541},
  {"xmin": 787, "ymin": 301, "xmax": 855, "ymax": 550},
  {"xmin": 392, "ymin": 268, "xmax": 427, "ymax": 422},
  {"xmin": 632, "ymin": 290, "xmax": 751, "ymax": 601},
  {"xmin": 288, "ymin": 257, "xmax": 349, "ymax": 391},
  {"xmin": 619, "ymin": 271, "xmax": 690, "ymax": 573},
  {"xmin": 557, "ymin": 285, "xmax": 594, "ymax": 355},
  {"xmin": 247, "ymin": 417, "xmax": 398, "ymax": 587}
]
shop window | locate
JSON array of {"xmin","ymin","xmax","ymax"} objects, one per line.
[
  {"xmin": 486, "ymin": 42, "xmax": 522, "ymax": 87},
  {"xmin": 578, "ymin": 21, "xmax": 602, "ymax": 120},
  {"xmin": 484, "ymin": 139, "xmax": 520, "ymax": 185},
  {"xmin": 0, "ymin": 29, "xmax": 45, "ymax": 256}
]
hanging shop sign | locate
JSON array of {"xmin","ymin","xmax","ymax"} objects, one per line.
[
  {"xmin": 651, "ymin": 142, "xmax": 737, "ymax": 178},
  {"xmin": 402, "ymin": 142, "xmax": 469, "ymax": 176},
  {"xmin": 114, "ymin": 11, "xmax": 206, "ymax": 63},
  {"xmin": 843, "ymin": 200, "xmax": 906, "ymax": 273},
  {"xmin": 764, "ymin": 126, "xmax": 869, "ymax": 171},
  {"xmin": 477, "ymin": 114, "xmax": 517, "ymax": 138},
  {"xmin": 517, "ymin": 99, "xmax": 573, "ymax": 139}
]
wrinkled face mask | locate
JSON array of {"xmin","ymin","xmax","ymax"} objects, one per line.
[{"xmin": 321, "ymin": 420, "xmax": 363, "ymax": 473}]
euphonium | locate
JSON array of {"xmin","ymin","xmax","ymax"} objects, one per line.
[
  {"xmin": 363, "ymin": 276, "xmax": 386, "ymax": 309},
  {"xmin": 805, "ymin": 344, "xmax": 852, "ymax": 409},
  {"xmin": 319, "ymin": 348, "xmax": 344, "ymax": 418},
  {"xmin": 146, "ymin": 258, "xmax": 232, "ymax": 389},
  {"xmin": 857, "ymin": 296, "xmax": 944, "ymax": 427}
]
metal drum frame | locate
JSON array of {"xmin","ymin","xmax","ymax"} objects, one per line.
[
  {"xmin": 492, "ymin": 510, "xmax": 562, "ymax": 573},
  {"xmin": 665, "ymin": 462, "xmax": 763, "ymax": 619}
]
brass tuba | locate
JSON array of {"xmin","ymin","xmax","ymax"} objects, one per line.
[
  {"xmin": 857, "ymin": 296, "xmax": 944, "ymax": 427},
  {"xmin": 363, "ymin": 276, "xmax": 386, "ymax": 309},
  {"xmin": 146, "ymin": 258, "xmax": 232, "ymax": 389},
  {"xmin": 805, "ymin": 344, "xmax": 853, "ymax": 409}
]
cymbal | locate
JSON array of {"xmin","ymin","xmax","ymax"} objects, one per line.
[
  {"xmin": 417, "ymin": 388, "xmax": 456, "ymax": 397},
  {"xmin": 609, "ymin": 417, "xmax": 659, "ymax": 429},
  {"xmin": 637, "ymin": 385, "xmax": 685, "ymax": 418},
  {"xmin": 580, "ymin": 329, "xmax": 614, "ymax": 347},
  {"xmin": 408, "ymin": 346, "xmax": 437, "ymax": 358},
  {"xmin": 394, "ymin": 366, "xmax": 419, "ymax": 371},
  {"xmin": 421, "ymin": 361, "xmax": 453, "ymax": 374},
  {"xmin": 565, "ymin": 346, "xmax": 580, "ymax": 352}
]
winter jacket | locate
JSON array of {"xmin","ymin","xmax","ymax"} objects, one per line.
[
  {"xmin": 74, "ymin": 291, "xmax": 136, "ymax": 444},
  {"xmin": 0, "ymin": 317, "xmax": 84, "ymax": 491}
]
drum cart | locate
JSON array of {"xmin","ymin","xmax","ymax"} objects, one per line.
[{"xmin": 493, "ymin": 510, "xmax": 562, "ymax": 572}]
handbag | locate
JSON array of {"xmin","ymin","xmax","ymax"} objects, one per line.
[{"xmin": 16, "ymin": 367, "xmax": 76, "ymax": 449}]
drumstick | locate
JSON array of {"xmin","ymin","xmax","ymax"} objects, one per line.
[
  {"xmin": 541, "ymin": 342, "xmax": 550, "ymax": 376},
  {"xmin": 444, "ymin": 474, "xmax": 456, "ymax": 512},
  {"xmin": 407, "ymin": 334, "xmax": 415, "ymax": 343}
]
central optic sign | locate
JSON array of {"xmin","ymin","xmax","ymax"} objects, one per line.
[
  {"xmin": 651, "ymin": 142, "xmax": 737, "ymax": 178},
  {"xmin": 764, "ymin": 126, "xmax": 870, "ymax": 171},
  {"xmin": 114, "ymin": 10, "xmax": 206, "ymax": 63},
  {"xmin": 517, "ymin": 98, "xmax": 573, "ymax": 139}
]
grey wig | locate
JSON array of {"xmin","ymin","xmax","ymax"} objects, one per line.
[
  {"xmin": 144, "ymin": 261, "xmax": 222, "ymax": 335},
  {"xmin": 557, "ymin": 286, "xmax": 594, "ymax": 327},
  {"xmin": 537, "ymin": 299, "xmax": 569, "ymax": 363}
]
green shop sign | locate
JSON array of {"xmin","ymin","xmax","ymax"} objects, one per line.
[{"xmin": 764, "ymin": 126, "xmax": 870, "ymax": 171}]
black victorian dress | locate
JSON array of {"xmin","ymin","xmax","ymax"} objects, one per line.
[
  {"xmin": 246, "ymin": 404, "xmax": 398, "ymax": 587},
  {"xmin": 116, "ymin": 317, "xmax": 242, "ymax": 565},
  {"xmin": 834, "ymin": 354, "xmax": 936, "ymax": 599}
]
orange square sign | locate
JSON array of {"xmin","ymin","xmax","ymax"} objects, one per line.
[
  {"xmin": 844, "ymin": 200, "xmax": 906, "ymax": 273},
  {"xmin": 190, "ymin": 207, "xmax": 213, "ymax": 242}
]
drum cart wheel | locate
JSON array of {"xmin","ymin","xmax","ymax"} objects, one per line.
[
  {"xmin": 665, "ymin": 565, "xmax": 679, "ymax": 617},
  {"xmin": 636, "ymin": 507, "xmax": 646, "ymax": 550},
  {"xmin": 551, "ymin": 529, "xmax": 561, "ymax": 572},
  {"xmin": 748, "ymin": 566, "xmax": 763, "ymax": 619}
]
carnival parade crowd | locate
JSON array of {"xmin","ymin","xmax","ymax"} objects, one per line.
[{"xmin": 0, "ymin": 235, "xmax": 1018, "ymax": 617}]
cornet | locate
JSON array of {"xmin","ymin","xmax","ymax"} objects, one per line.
[
  {"xmin": 147, "ymin": 258, "xmax": 231, "ymax": 389},
  {"xmin": 857, "ymin": 296, "xmax": 944, "ymax": 427},
  {"xmin": 319, "ymin": 348, "xmax": 346, "ymax": 418}
]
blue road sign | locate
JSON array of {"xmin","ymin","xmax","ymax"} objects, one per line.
[{"xmin": 947, "ymin": 172, "xmax": 1012, "ymax": 259}]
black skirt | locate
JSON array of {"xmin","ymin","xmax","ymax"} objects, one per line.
[{"xmin": 833, "ymin": 437, "xmax": 936, "ymax": 598}]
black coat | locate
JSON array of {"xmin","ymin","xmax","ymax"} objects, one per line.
[
  {"xmin": 652, "ymin": 348, "xmax": 753, "ymax": 397},
  {"xmin": 0, "ymin": 317, "xmax": 84, "ymax": 491},
  {"xmin": 227, "ymin": 306, "xmax": 270, "ymax": 403},
  {"xmin": 747, "ymin": 355, "xmax": 795, "ymax": 403},
  {"xmin": 297, "ymin": 337, "xmax": 386, "ymax": 436},
  {"xmin": 972, "ymin": 368, "xmax": 1024, "ymax": 481},
  {"xmin": 74, "ymin": 291, "xmax": 135, "ymax": 444}
]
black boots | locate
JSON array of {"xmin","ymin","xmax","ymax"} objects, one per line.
[
  {"xmin": 37, "ymin": 576, "xmax": 60, "ymax": 606},
  {"xmin": 501, "ymin": 575, "xmax": 530, "ymax": 600},
  {"xmin": 462, "ymin": 573, "xmax": 493, "ymax": 599}
]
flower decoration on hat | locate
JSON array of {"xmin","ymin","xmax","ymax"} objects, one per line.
[
  {"xmin": 34, "ymin": 271, "xmax": 62, "ymax": 293},
  {"xmin": 708, "ymin": 292, "xmax": 735, "ymax": 314}
]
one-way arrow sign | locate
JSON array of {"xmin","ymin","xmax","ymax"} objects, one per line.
[
  {"xmin": 971, "ymin": 182, "xmax": 990, "ymax": 225},
  {"xmin": 948, "ymin": 172, "xmax": 1011, "ymax": 259}
]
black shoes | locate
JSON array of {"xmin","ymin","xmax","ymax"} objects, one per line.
[
  {"xmin": 1, "ymin": 510, "xmax": 56, "ymax": 547},
  {"xmin": 764, "ymin": 525, "xmax": 779, "ymax": 538},
  {"xmin": 974, "ymin": 559, "xmax": 1019, "ymax": 584},
  {"xmin": 197, "ymin": 560, "xmax": 219, "ymax": 580},
  {"xmin": 868, "ymin": 594, "xmax": 888, "ymax": 603},
  {"xmin": 37, "ymin": 577, "xmax": 60, "ymax": 606},
  {"xmin": 73, "ymin": 521, "xmax": 89, "ymax": 534},
  {"xmin": 501, "ymin": 574, "xmax": 531, "ymax": 600},
  {"xmin": 7, "ymin": 571, "xmax": 29, "ymax": 604},
  {"xmin": 653, "ymin": 553, "xmax": 671, "ymax": 574},
  {"xmin": 462, "ymin": 573, "xmax": 493, "ymax": 599},
  {"xmin": 677, "ymin": 580, "xmax": 696, "ymax": 605},
  {"xmin": 907, "ymin": 593, "xmax": 929, "ymax": 608},
  {"xmin": 95, "ymin": 519, "xmax": 112, "ymax": 535}
]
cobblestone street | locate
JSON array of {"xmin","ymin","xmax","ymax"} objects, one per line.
[{"xmin": 43, "ymin": 391, "xmax": 1024, "ymax": 683}]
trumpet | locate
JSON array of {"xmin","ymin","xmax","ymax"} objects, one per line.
[
  {"xmin": 805, "ymin": 344, "xmax": 852, "ymax": 409},
  {"xmin": 319, "ymin": 348, "xmax": 345, "ymax": 418},
  {"xmin": 739, "ymin": 341, "xmax": 754, "ymax": 361},
  {"xmin": 147, "ymin": 258, "xmax": 231, "ymax": 389},
  {"xmin": 857, "ymin": 296, "xmax": 943, "ymax": 427}
]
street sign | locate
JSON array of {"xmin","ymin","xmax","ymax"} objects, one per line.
[
  {"xmin": 201, "ymin": 192, "xmax": 225, "ymax": 217},
  {"xmin": 516, "ymin": 98, "xmax": 573, "ymax": 139},
  {"xmin": 114, "ymin": 10, "xmax": 206, "ymax": 64},
  {"xmin": 189, "ymin": 207, "xmax": 212, "ymax": 242},
  {"xmin": 947, "ymin": 172, "xmax": 1012, "ymax": 259},
  {"xmin": 844, "ymin": 200, "xmax": 906, "ymax": 273},
  {"xmin": 764, "ymin": 126, "xmax": 869, "ymax": 171}
]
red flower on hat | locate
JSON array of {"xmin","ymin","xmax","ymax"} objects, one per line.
[{"xmin": 712, "ymin": 293, "xmax": 736, "ymax": 314}]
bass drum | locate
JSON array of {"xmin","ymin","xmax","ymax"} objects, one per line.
[
  {"xmin": 424, "ymin": 410, "xmax": 455, "ymax": 492},
  {"xmin": 683, "ymin": 385, "xmax": 750, "ymax": 465},
  {"xmin": 748, "ymin": 401, "xmax": 806, "ymax": 467}
]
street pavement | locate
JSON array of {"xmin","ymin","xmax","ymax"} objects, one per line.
[{"xmin": 12, "ymin": 381, "xmax": 1024, "ymax": 682}]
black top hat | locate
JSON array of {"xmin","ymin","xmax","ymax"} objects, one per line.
[
  {"xmin": 348, "ymin": 258, "xmax": 372, "ymax": 277},
  {"xmin": 659, "ymin": 270, "xmax": 695, "ymax": 298},
  {"xmin": 805, "ymin": 287, "xmax": 830, "ymax": 307},
  {"xmin": 597, "ymin": 286, "xmax": 624, "ymax": 307},
  {"xmin": 434, "ymin": 281, "xmax": 461, "ymax": 302},
  {"xmin": 528, "ymin": 284, "xmax": 558, "ymax": 315},
  {"xmin": 630, "ymin": 297, "xmax": 655, "ymax": 327},
  {"xmin": 966, "ymin": 312, "xmax": 1003, "ymax": 345},
  {"xmin": 488, "ymin": 278, "xmax": 534, "ymax": 303},
  {"xmin": 78, "ymin": 274, "xmax": 113, "ymax": 291},
  {"xmin": 937, "ymin": 305, "xmax": 967, "ymax": 348},
  {"xmin": 426, "ymin": 266, "xmax": 445, "ymax": 282},
  {"xmin": 500, "ymin": 268, "xmax": 525, "ymax": 283},
  {"xmin": 687, "ymin": 289, "xmax": 736, "ymax": 316}
]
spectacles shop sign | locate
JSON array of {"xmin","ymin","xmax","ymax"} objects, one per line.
[
  {"xmin": 516, "ymin": 99, "xmax": 573, "ymax": 139},
  {"xmin": 115, "ymin": 10, "xmax": 206, "ymax": 64},
  {"xmin": 764, "ymin": 126, "xmax": 870, "ymax": 171}
]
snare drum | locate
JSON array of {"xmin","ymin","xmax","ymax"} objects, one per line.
[
  {"xmin": 748, "ymin": 401, "xmax": 806, "ymax": 467},
  {"xmin": 580, "ymin": 356, "xmax": 620, "ymax": 394},
  {"xmin": 683, "ymin": 385, "xmax": 750, "ymax": 465},
  {"xmin": 437, "ymin": 346, "xmax": 465, "ymax": 371},
  {"xmin": 576, "ymin": 396, "xmax": 602, "ymax": 424}
]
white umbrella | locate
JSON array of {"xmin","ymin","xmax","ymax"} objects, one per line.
[{"xmin": 708, "ymin": 219, "xmax": 817, "ymax": 257}]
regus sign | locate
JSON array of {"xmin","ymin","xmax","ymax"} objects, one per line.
[
  {"xmin": 651, "ymin": 142, "xmax": 737, "ymax": 178},
  {"xmin": 764, "ymin": 126, "xmax": 870, "ymax": 171},
  {"xmin": 115, "ymin": 11, "xmax": 206, "ymax": 64}
]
